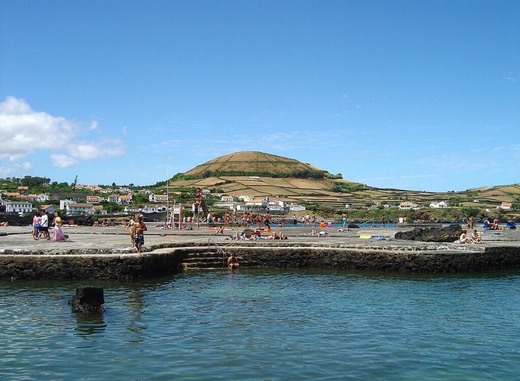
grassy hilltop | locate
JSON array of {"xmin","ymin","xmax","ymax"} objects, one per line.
[{"xmin": 166, "ymin": 151, "xmax": 520, "ymax": 220}]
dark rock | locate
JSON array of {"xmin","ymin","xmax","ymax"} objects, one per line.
[
  {"xmin": 69, "ymin": 287, "xmax": 105, "ymax": 314},
  {"xmin": 0, "ymin": 213, "xmax": 32, "ymax": 227},
  {"xmin": 394, "ymin": 224, "xmax": 463, "ymax": 242}
]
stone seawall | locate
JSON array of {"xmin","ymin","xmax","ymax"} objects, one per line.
[
  {"xmin": 2, "ymin": 243, "xmax": 520, "ymax": 280},
  {"xmin": 233, "ymin": 245, "xmax": 520, "ymax": 273},
  {"xmin": 0, "ymin": 252, "xmax": 185, "ymax": 280}
]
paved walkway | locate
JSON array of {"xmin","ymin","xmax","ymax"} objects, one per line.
[{"xmin": 1, "ymin": 223, "xmax": 519, "ymax": 254}]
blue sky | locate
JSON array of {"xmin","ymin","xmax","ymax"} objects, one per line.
[{"xmin": 1, "ymin": 0, "xmax": 519, "ymax": 192}]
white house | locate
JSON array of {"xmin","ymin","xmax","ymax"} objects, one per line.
[
  {"xmin": 40, "ymin": 204, "xmax": 56, "ymax": 214},
  {"xmin": 498, "ymin": 202, "xmax": 512, "ymax": 210},
  {"xmin": 66, "ymin": 203, "xmax": 95, "ymax": 215},
  {"xmin": 267, "ymin": 202, "xmax": 285, "ymax": 212},
  {"xmin": 430, "ymin": 201, "xmax": 449, "ymax": 209},
  {"xmin": 214, "ymin": 201, "xmax": 240, "ymax": 210},
  {"xmin": 107, "ymin": 194, "xmax": 119, "ymax": 203},
  {"xmin": 60, "ymin": 199, "xmax": 75, "ymax": 211},
  {"xmin": 2, "ymin": 201, "xmax": 33, "ymax": 215},
  {"xmin": 141, "ymin": 204, "xmax": 168, "ymax": 213},
  {"xmin": 124, "ymin": 206, "xmax": 142, "ymax": 214},
  {"xmin": 289, "ymin": 203, "xmax": 306, "ymax": 212},
  {"xmin": 24, "ymin": 193, "xmax": 50, "ymax": 202},
  {"xmin": 399, "ymin": 201, "xmax": 420, "ymax": 210},
  {"xmin": 246, "ymin": 197, "xmax": 269, "ymax": 207},
  {"xmin": 86, "ymin": 195, "xmax": 103, "ymax": 203},
  {"xmin": 149, "ymin": 194, "xmax": 169, "ymax": 203}
]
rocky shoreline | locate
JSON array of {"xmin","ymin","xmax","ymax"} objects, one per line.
[{"xmin": 1, "ymin": 224, "xmax": 519, "ymax": 279}]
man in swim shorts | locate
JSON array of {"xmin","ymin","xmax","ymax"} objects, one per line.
[{"xmin": 133, "ymin": 215, "xmax": 147, "ymax": 254}]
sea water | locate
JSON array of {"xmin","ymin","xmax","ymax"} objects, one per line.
[{"xmin": 1, "ymin": 269, "xmax": 520, "ymax": 380}]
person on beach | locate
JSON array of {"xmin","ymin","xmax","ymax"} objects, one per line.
[
  {"xmin": 133, "ymin": 215, "xmax": 147, "ymax": 254},
  {"xmin": 32, "ymin": 212, "xmax": 41, "ymax": 240},
  {"xmin": 227, "ymin": 253, "xmax": 239, "ymax": 269},
  {"xmin": 52, "ymin": 211, "xmax": 66, "ymax": 241},
  {"xmin": 38, "ymin": 212, "xmax": 50, "ymax": 240},
  {"xmin": 471, "ymin": 229, "xmax": 483, "ymax": 243},
  {"xmin": 128, "ymin": 216, "xmax": 136, "ymax": 247},
  {"xmin": 466, "ymin": 216, "xmax": 474, "ymax": 230},
  {"xmin": 342, "ymin": 214, "xmax": 348, "ymax": 229},
  {"xmin": 454, "ymin": 229, "xmax": 471, "ymax": 244}
]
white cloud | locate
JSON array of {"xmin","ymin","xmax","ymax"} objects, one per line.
[
  {"xmin": 50, "ymin": 154, "xmax": 78, "ymax": 168},
  {"xmin": 0, "ymin": 161, "xmax": 32, "ymax": 176},
  {"xmin": 69, "ymin": 140, "xmax": 125, "ymax": 160},
  {"xmin": 0, "ymin": 96, "xmax": 125, "ymax": 169},
  {"xmin": 504, "ymin": 72, "xmax": 520, "ymax": 82}
]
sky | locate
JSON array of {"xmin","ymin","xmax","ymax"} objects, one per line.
[{"xmin": 1, "ymin": 0, "xmax": 519, "ymax": 192}]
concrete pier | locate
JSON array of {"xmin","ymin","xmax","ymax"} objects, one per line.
[{"xmin": 1, "ymin": 224, "xmax": 520, "ymax": 279}]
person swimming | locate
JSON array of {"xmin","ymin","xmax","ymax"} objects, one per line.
[{"xmin": 227, "ymin": 254, "xmax": 239, "ymax": 269}]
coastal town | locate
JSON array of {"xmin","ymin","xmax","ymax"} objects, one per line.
[
  {"xmin": 1, "ymin": 174, "xmax": 519, "ymax": 227},
  {"xmin": 1, "ymin": 172, "xmax": 520, "ymax": 281}
]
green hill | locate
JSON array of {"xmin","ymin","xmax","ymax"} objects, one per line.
[
  {"xmin": 179, "ymin": 151, "xmax": 330, "ymax": 180},
  {"xmin": 167, "ymin": 151, "xmax": 520, "ymax": 213}
]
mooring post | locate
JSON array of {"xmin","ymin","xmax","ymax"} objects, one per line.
[{"xmin": 69, "ymin": 287, "xmax": 105, "ymax": 313}]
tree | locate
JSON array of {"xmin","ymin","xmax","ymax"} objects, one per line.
[
  {"xmin": 100, "ymin": 201, "xmax": 122, "ymax": 214},
  {"xmin": 133, "ymin": 194, "xmax": 149, "ymax": 204},
  {"xmin": 21, "ymin": 176, "xmax": 51, "ymax": 187}
]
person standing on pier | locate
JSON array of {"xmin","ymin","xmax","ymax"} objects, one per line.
[
  {"xmin": 39, "ymin": 212, "xmax": 50, "ymax": 240},
  {"xmin": 52, "ymin": 211, "xmax": 66, "ymax": 241},
  {"xmin": 128, "ymin": 216, "xmax": 136, "ymax": 248},
  {"xmin": 133, "ymin": 215, "xmax": 147, "ymax": 254},
  {"xmin": 32, "ymin": 212, "xmax": 41, "ymax": 240}
]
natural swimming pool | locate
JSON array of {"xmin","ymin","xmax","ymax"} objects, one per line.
[{"xmin": 1, "ymin": 268, "xmax": 520, "ymax": 380}]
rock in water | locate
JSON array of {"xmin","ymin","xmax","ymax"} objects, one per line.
[
  {"xmin": 69, "ymin": 287, "xmax": 105, "ymax": 314},
  {"xmin": 394, "ymin": 224, "xmax": 463, "ymax": 242}
]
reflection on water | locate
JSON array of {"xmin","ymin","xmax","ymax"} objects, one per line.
[
  {"xmin": 1, "ymin": 269, "xmax": 520, "ymax": 380},
  {"xmin": 127, "ymin": 288, "xmax": 147, "ymax": 341},
  {"xmin": 73, "ymin": 312, "xmax": 107, "ymax": 336}
]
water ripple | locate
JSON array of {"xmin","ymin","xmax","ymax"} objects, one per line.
[{"xmin": 1, "ymin": 270, "xmax": 520, "ymax": 380}]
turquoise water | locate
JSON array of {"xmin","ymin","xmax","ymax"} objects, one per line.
[{"xmin": 1, "ymin": 269, "xmax": 520, "ymax": 380}]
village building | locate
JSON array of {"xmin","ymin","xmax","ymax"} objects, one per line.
[
  {"xmin": 499, "ymin": 202, "xmax": 512, "ymax": 210},
  {"xmin": 93, "ymin": 205, "xmax": 107, "ymax": 215},
  {"xmin": 86, "ymin": 195, "xmax": 103, "ymax": 203},
  {"xmin": 60, "ymin": 199, "xmax": 75, "ymax": 210},
  {"xmin": 141, "ymin": 204, "xmax": 168, "ymax": 213},
  {"xmin": 399, "ymin": 201, "xmax": 420, "ymax": 210},
  {"xmin": 40, "ymin": 204, "xmax": 56, "ymax": 214},
  {"xmin": 288, "ymin": 203, "xmax": 306, "ymax": 212},
  {"xmin": 66, "ymin": 203, "xmax": 96, "ymax": 215},
  {"xmin": 1, "ymin": 201, "xmax": 33, "ymax": 215},
  {"xmin": 430, "ymin": 201, "xmax": 449, "ymax": 209},
  {"xmin": 149, "ymin": 194, "xmax": 169, "ymax": 203}
]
